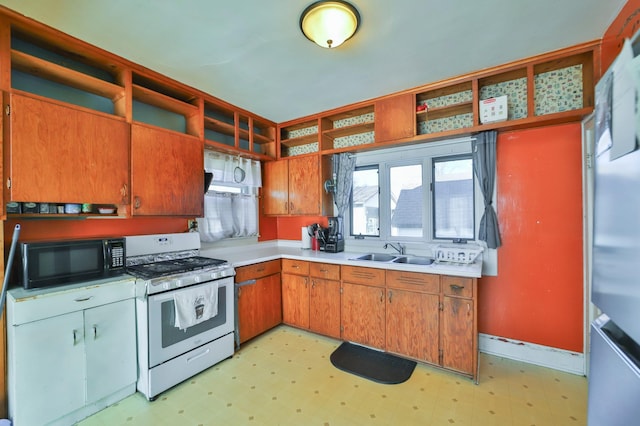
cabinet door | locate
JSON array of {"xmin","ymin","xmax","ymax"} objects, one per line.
[
  {"xmin": 441, "ymin": 296, "xmax": 474, "ymax": 374},
  {"xmin": 262, "ymin": 160, "xmax": 289, "ymax": 215},
  {"xmin": 282, "ymin": 273, "xmax": 310, "ymax": 328},
  {"xmin": 237, "ymin": 273, "xmax": 282, "ymax": 344},
  {"xmin": 8, "ymin": 93, "xmax": 129, "ymax": 204},
  {"xmin": 386, "ymin": 289, "xmax": 439, "ymax": 363},
  {"xmin": 341, "ymin": 282, "xmax": 385, "ymax": 349},
  {"xmin": 10, "ymin": 311, "xmax": 85, "ymax": 426},
  {"xmin": 309, "ymin": 277, "xmax": 341, "ymax": 339},
  {"xmin": 131, "ymin": 123, "xmax": 204, "ymax": 216},
  {"xmin": 84, "ymin": 299, "xmax": 136, "ymax": 403},
  {"xmin": 288, "ymin": 156, "xmax": 320, "ymax": 215},
  {"xmin": 374, "ymin": 93, "xmax": 414, "ymax": 142}
]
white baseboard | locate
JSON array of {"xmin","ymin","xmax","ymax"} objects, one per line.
[{"xmin": 479, "ymin": 333, "xmax": 585, "ymax": 376}]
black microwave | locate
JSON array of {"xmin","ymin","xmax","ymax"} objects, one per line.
[{"xmin": 19, "ymin": 238, "xmax": 126, "ymax": 289}]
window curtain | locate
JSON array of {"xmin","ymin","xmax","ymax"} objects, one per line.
[
  {"xmin": 332, "ymin": 153, "xmax": 356, "ymax": 217},
  {"xmin": 472, "ymin": 131, "xmax": 501, "ymax": 248},
  {"xmin": 203, "ymin": 150, "xmax": 262, "ymax": 188},
  {"xmin": 199, "ymin": 151, "xmax": 260, "ymax": 242}
]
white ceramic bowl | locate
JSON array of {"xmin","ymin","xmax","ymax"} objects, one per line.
[{"xmin": 98, "ymin": 207, "xmax": 115, "ymax": 214}]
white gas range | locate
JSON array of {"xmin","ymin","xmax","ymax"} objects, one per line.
[{"xmin": 125, "ymin": 232, "xmax": 235, "ymax": 400}]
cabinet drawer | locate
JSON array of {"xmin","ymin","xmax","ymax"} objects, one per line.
[
  {"xmin": 341, "ymin": 265, "xmax": 385, "ymax": 286},
  {"xmin": 309, "ymin": 262, "xmax": 340, "ymax": 280},
  {"xmin": 282, "ymin": 259, "xmax": 310, "ymax": 276},
  {"xmin": 386, "ymin": 270, "xmax": 439, "ymax": 294},
  {"xmin": 442, "ymin": 276, "xmax": 474, "ymax": 298},
  {"xmin": 235, "ymin": 259, "xmax": 281, "ymax": 282}
]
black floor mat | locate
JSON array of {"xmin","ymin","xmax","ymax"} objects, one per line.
[{"xmin": 329, "ymin": 342, "xmax": 417, "ymax": 384}]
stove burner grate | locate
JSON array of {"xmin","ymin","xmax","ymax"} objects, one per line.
[{"xmin": 126, "ymin": 256, "xmax": 227, "ymax": 280}]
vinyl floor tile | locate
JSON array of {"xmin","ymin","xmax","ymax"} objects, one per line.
[{"xmin": 79, "ymin": 325, "xmax": 588, "ymax": 426}]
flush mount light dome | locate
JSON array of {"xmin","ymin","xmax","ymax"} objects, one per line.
[{"xmin": 300, "ymin": 1, "xmax": 360, "ymax": 49}]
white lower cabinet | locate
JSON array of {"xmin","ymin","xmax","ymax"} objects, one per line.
[{"xmin": 7, "ymin": 278, "xmax": 137, "ymax": 426}]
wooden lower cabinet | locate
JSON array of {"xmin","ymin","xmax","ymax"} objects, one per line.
[
  {"xmin": 235, "ymin": 260, "xmax": 282, "ymax": 345},
  {"xmin": 309, "ymin": 263, "xmax": 341, "ymax": 339},
  {"xmin": 341, "ymin": 266, "xmax": 386, "ymax": 348},
  {"xmin": 386, "ymin": 289, "xmax": 440, "ymax": 364},
  {"xmin": 282, "ymin": 259, "xmax": 310, "ymax": 329},
  {"xmin": 282, "ymin": 260, "xmax": 341, "ymax": 339},
  {"xmin": 385, "ymin": 270, "xmax": 440, "ymax": 364},
  {"xmin": 441, "ymin": 276, "xmax": 477, "ymax": 377}
]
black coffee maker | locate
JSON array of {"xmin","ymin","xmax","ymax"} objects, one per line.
[{"xmin": 324, "ymin": 216, "xmax": 345, "ymax": 253}]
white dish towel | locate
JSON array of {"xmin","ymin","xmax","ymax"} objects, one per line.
[{"xmin": 173, "ymin": 283, "xmax": 219, "ymax": 330}]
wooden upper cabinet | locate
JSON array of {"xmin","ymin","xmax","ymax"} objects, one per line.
[
  {"xmin": 374, "ymin": 93, "xmax": 415, "ymax": 142},
  {"xmin": 130, "ymin": 123, "xmax": 203, "ymax": 216},
  {"xmin": 263, "ymin": 155, "xmax": 323, "ymax": 216},
  {"xmin": 262, "ymin": 160, "xmax": 289, "ymax": 215},
  {"xmin": 5, "ymin": 93, "xmax": 130, "ymax": 205},
  {"xmin": 288, "ymin": 155, "xmax": 320, "ymax": 215}
]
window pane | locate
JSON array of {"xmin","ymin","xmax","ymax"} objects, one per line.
[
  {"xmin": 351, "ymin": 167, "xmax": 379, "ymax": 236},
  {"xmin": 390, "ymin": 164, "xmax": 423, "ymax": 237},
  {"xmin": 433, "ymin": 157, "xmax": 474, "ymax": 239}
]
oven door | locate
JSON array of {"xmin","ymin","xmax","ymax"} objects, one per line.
[{"xmin": 147, "ymin": 276, "xmax": 234, "ymax": 368}]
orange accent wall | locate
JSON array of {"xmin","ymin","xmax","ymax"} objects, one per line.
[
  {"xmin": 601, "ymin": 0, "xmax": 640, "ymax": 73},
  {"xmin": 478, "ymin": 123, "xmax": 584, "ymax": 352}
]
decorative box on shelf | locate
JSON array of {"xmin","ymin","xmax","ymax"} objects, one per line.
[{"xmin": 479, "ymin": 95, "xmax": 508, "ymax": 124}]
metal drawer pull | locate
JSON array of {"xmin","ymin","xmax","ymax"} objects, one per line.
[
  {"xmin": 450, "ymin": 284, "xmax": 465, "ymax": 291},
  {"xmin": 256, "ymin": 267, "xmax": 265, "ymax": 272},
  {"xmin": 93, "ymin": 325, "xmax": 97, "ymax": 339},
  {"xmin": 388, "ymin": 290, "xmax": 393, "ymax": 303},
  {"xmin": 320, "ymin": 269, "xmax": 329, "ymax": 273},
  {"xmin": 380, "ymin": 290, "xmax": 384, "ymax": 303},
  {"xmin": 187, "ymin": 348, "xmax": 210, "ymax": 363},
  {"xmin": 236, "ymin": 279, "xmax": 257, "ymax": 287},
  {"xmin": 74, "ymin": 296, "xmax": 93, "ymax": 302},
  {"xmin": 72, "ymin": 329, "xmax": 78, "ymax": 345}
]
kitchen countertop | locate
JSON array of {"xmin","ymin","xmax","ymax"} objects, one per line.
[{"xmin": 201, "ymin": 241, "xmax": 482, "ymax": 278}]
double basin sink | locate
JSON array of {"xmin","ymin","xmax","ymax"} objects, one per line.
[{"xmin": 350, "ymin": 253, "xmax": 435, "ymax": 265}]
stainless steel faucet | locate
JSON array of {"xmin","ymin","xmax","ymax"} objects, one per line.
[{"xmin": 383, "ymin": 242, "xmax": 405, "ymax": 255}]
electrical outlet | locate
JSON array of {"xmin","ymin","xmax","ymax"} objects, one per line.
[{"xmin": 188, "ymin": 219, "xmax": 198, "ymax": 231}]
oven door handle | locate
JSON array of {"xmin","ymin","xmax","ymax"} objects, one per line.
[{"xmin": 235, "ymin": 279, "xmax": 256, "ymax": 288}]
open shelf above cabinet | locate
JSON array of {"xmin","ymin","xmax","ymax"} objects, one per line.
[
  {"xmin": 11, "ymin": 50, "xmax": 125, "ymax": 102},
  {"xmin": 417, "ymin": 100, "xmax": 474, "ymax": 122},
  {"xmin": 132, "ymin": 84, "xmax": 198, "ymax": 117},
  {"xmin": 323, "ymin": 122, "xmax": 375, "ymax": 140}
]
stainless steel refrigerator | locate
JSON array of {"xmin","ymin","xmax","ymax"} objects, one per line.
[{"xmin": 588, "ymin": 57, "xmax": 640, "ymax": 423}]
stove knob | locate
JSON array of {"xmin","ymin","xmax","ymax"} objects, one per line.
[
  {"xmin": 163, "ymin": 282, "xmax": 170, "ymax": 290},
  {"xmin": 194, "ymin": 275, "xmax": 201, "ymax": 283},
  {"xmin": 175, "ymin": 279, "xmax": 182, "ymax": 287}
]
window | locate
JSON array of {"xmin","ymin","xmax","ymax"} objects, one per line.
[
  {"xmin": 390, "ymin": 164, "xmax": 423, "ymax": 237},
  {"xmin": 199, "ymin": 151, "xmax": 261, "ymax": 242},
  {"xmin": 433, "ymin": 156, "xmax": 475, "ymax": 240},
  {"xmin": 349, "ymin": 138, "xmax": 477, "ymax": 243},
  {"xmin": 350, "ymin": 166, "xmax": 379, "ymax": 237}
]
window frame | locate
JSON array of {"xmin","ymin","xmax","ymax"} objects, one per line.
[
  {"xmin": 431, "ymin": 153, "xmax": 476, "ymax": 242},
  {"xmin": 346, "ymin": 137, "xmax": 482, "ymax": 245}
]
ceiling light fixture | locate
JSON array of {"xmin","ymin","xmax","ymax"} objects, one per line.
[{"xmin": 300, "ymin": 1, "xmax": 360, "ymax": 49}]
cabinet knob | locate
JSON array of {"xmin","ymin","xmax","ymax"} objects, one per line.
[
  {"xmin": 388, "ymin": 290, "xmax": 393, "ymax": 303},
  {"xmin": 92, "ymin": 325, "xmax": 98, "ymax": 339},
  {"xmin": 134, "ymin": 196, "xmax": 141, "ymax": 209}
]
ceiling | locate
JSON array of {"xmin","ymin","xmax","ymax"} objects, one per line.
[{"xmin": 0, "ymin": 0, "xmax": 627, "ymax": 123}]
